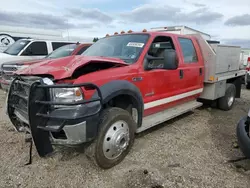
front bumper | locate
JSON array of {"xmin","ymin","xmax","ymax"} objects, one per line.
[
  {"xmin": 0, "ymin": 71, "xmax": 17, "ymax": 91},
  {"xmin": 236, "ymin": 116, "xmax": 250, "ymax": 158},
  {"xmin": 7, "ymin": 76, "xmax": 103, "ymax": 157},
  {"xmin": 0, "ymin": 78, "xmax": 11, "ymax": 91}
]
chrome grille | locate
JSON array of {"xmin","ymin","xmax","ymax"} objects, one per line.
[
  {"xmin": 2, "ymin": 65, "xmax": 19, "ymax": 82},
  {"xmin": 2, "ymin": 65, "xmax": 18, "ymax": 72}
]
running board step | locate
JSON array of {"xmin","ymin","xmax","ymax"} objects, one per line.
[{"xmin": 136, "ymin": 100, "xmax": 202, "ymax": 133}]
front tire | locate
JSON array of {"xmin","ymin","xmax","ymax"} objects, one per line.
[
  {"xmin": 86, "ymin": 107, "xmax": 136, "ymax": 169},
  {"xmin": 218, "ymin": 83, "xmax": 236, "ymax": 111}
]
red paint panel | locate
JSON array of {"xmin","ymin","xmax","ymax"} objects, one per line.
[{"xmin": 143, "ymin": 94, "xmax": 199, "ymax": 117}]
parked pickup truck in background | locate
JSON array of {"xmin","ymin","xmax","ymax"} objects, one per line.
[
  {"xmin": 0, "ymin": 39, "xmax": 79, "ymax": 66},
  {"xmin": 0, "ymin": 25, "xmax": 64, "ymax": 52},
  {"xmin": 6, "ymin": 29, "xmax": 246, "ymax": 169},
  {"xmin": 0, "ymin": 43, "xmax": 92, "ymax": 91}
]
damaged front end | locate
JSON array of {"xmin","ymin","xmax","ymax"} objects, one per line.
[{"xmin": 7, "ymin": 76, "xmax": 102, "ymax": 157}]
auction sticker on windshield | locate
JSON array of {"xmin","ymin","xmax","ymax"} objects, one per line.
[{"xmin": 127, "ymin": 42, "xmax": 144, "ymax": 48}]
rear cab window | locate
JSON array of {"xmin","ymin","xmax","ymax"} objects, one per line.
[
  {"xmin": 178, "ymin": 38, "xmax": 198, "ymax": 63},
  {"xmin": 21, "ymin": 41, "xmax": 48, "ymax": 56}
]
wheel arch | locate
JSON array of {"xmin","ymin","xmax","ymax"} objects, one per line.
[
  {"xmin": 226, "ymin": 76, "xmax": 243, "ymax": 98},
  {"xmin": 93, "ymin": 80, "xmax": 144, "ymax": 127}
]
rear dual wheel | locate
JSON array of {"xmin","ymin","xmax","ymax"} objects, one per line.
[
  {"xmin": 218, "ymin": 83, "xmax": 236, "ymax": 111},
  {"xmin": 85, "ymin": 107, "xmax": 136, "ymax": 169}
]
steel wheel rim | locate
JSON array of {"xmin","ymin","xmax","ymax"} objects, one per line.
[
  {"xmin": 103, "ymin": 120, "xmax": 130, "ymax": 160},
  {"xmin": 228, "ymin": 92, "xmax": 234, "ymax": 107}
]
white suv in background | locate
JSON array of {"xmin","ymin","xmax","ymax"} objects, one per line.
[{"xmin": 0, "ymin": 39, "xmax": 78, "ymax": 65}]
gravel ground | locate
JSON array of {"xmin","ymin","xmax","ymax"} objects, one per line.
[{"xmin": 0, "ymin": 88, "xmax": 250, "ymax": 188}]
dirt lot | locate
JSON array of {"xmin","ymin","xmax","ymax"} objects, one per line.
[{"xmin": 0, "ymin": 88, "xmax": 250, "ymax": 188}]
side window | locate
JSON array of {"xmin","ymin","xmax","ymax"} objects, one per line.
[
  {"xmin": 76, "ymin": 46, "xmax": 90, "ymax": 55},
  {"xmin": 146, "ymin": 36, "xmax": 176, "ymax": 68},
  {"xmin": 178, "ymin": 38, "xmax": 198, "ymax": 63},
  {"xmin": 52, "ymin": 42, "xmax": 74, "ymax": 50},
  {"xmin": 22, "ymin": 42, "xmax": 48, "ymax": 56}
]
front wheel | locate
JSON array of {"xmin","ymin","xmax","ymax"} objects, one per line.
[
  {"xmin": 218, "ymin": 83, "xmax": 236, "ymax": 111},
  {"xmin": 85, "ymin": 107, "xmax": 136, "ymax": 169}
]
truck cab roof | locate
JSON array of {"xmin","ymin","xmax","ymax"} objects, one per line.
[{"xmin": 105, "ymin": 31, "xmax": 197, "ymax": 39}]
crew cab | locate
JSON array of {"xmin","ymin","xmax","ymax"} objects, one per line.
[
  {"xmin": 6, "ymin": 30, "xmax": 246, "ymax": 169},
  {"xmin": 0, "ymin": 43, "xmax": 92, "ymax": 91}
]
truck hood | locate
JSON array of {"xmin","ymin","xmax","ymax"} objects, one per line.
[
  {"xmin": 0, "ymin": 55, "xmax": 33, "ymax": 65},
  {"xmin": 0, "ymin": 52, "xmax": 13, "ymax": 58},
  {"xmin": 17, "ymin": 55, "xmax": 128, "ymax": 80},
  {"xmin": 3, "ymin": 58, "xmax": 44, "ymax": 66}
]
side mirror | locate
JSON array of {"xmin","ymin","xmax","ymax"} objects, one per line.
[{"xmin": 144, "ymin": 49, "xmax": 178, "ymax": 70}]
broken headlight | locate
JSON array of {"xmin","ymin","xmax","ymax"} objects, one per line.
[
  {"xmin": 41, "ymin": 77, "xmax": 83, "ymax": 108},
  {"xmin": 50, "ymin": 87, "xmax": 83, "ymax": 105}
]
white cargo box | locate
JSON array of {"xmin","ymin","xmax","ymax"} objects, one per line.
[
  {"xmin": 150, "ymin": 26, "xmax": 211, "ymax": 40},
  {"xmin": 184, "ymin": 34, "xmax": 246, "ymax": 101},
  {"xmin": 210, "ymin": 44, "xmax": 241, "ymax": 74}
]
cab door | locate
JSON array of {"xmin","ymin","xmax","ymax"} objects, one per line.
[
  {"xmin": 138, "ymin": 35, "xmax": 183, "ymax": 116},
  {"xmin": 177, "ymin": 37, "xmax": 203, "ymax": 93}
]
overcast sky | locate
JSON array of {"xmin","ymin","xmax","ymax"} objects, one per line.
[{"xmin": 1, "ymin": 0, "xmax": 250, "ymax": 47}]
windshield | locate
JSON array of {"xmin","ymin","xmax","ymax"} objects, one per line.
[
  {"xmin": 46, "ymin": 44, "xmax": 78, "ymax": 59},
  {"xmin": 83, "ymin": 34, "xmax": 149, "ymax": 64},
  {"xmin": 4, "ymin": 39, "xmax": 30, "ymax": 55}
]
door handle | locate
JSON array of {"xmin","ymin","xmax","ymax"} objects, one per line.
[
  {"xmin": 180, "ymin": 70, "xmax": 184, "ymax": 79},
  {"xmin": 199, "ymin": 68, "xmax": 202, "ymax": 76}
]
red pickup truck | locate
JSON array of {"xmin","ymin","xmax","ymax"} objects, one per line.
[
  {"xmin": 6, "ymin": 30, "xmax": 246, "ymax": 169},
  {"xmin": 0, "ymin": 43, "xmax": 92, "ymax": 91}
]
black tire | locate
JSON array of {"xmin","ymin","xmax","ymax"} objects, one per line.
[
  {"xmin": 237, "ymin": 116, "xmax": 250, "ymax": 158},
  {"xmin": 246, "ymin": 82, "xmax": 250, "ymax": 89},
  {"xmin": 85, "ymin": 107, "xmax": 136, "ymax": 169},
  {"xmin": 218, "ymin": 83, "xmax": 236, "ymax": 111}
]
